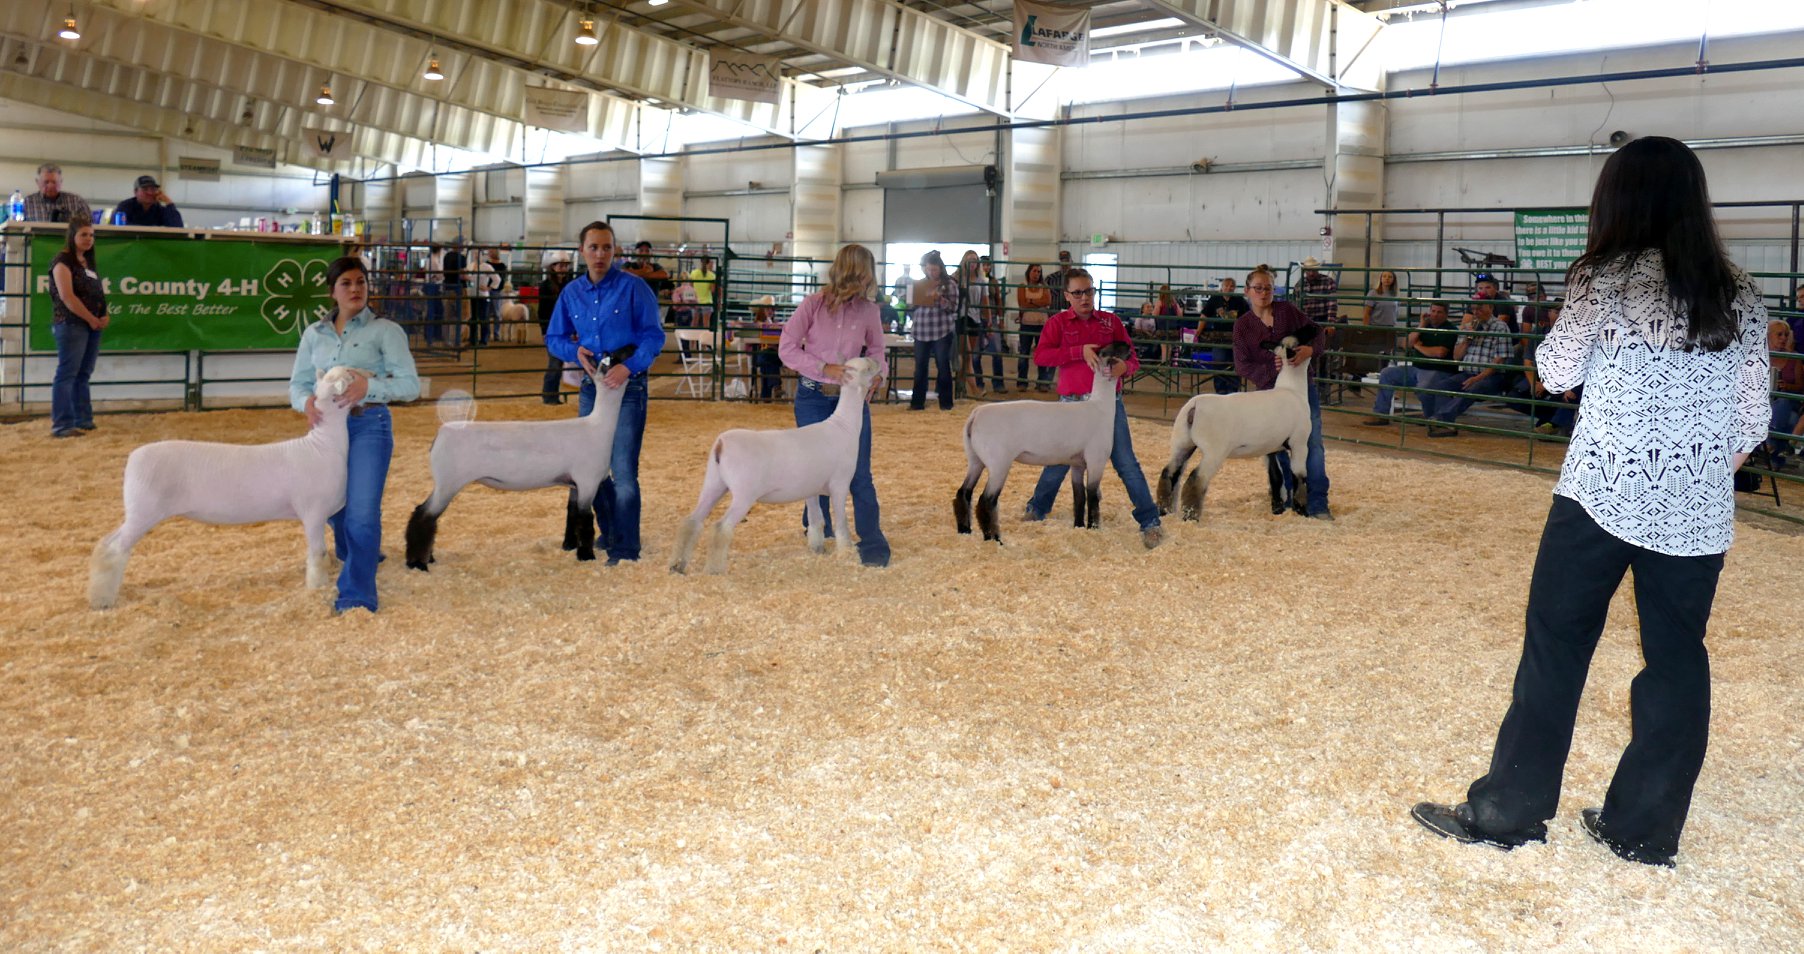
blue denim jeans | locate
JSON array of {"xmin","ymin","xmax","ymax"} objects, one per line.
[
  {"xmin": 910, "ymin": 333, "xmax": 956, "ymax": 410},
  {"xmin": 795, "ymin": 384, "xmax": 891, "ymax": 566},
  {"xmin": 1026, "ymin": 398, "xmax": 1162, "ymax": 530},
  {"xmin": 1272, "ymin": 377, "xmax": 1331, "ymax": 516},
  {"xmin": 422, "ymin": 281, "xmax": 443, "ymax": 343},
  {"xmin": 1429, "ymin": 371, "xmax": 1507, "ymax": 423},
  {"xmin": 578, "ymin": 373, "xmax": 650, "ymax": 561},
  {"xmin": 330, "ymin": 406, "xmax": 394, "ymax": 612},
  {"xmin": 1372, "ymin": 364, "xmax": 1420, "ymax": 416},
  {"xmin": 51, "ymin": 320, "xmax": 101, "ymax": 433}
]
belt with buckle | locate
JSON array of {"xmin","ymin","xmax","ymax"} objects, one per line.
[{"xmin": 799, "ymin": 378, "xmax": 841, "ymax": 397}]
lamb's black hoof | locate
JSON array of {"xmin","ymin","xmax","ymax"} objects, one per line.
[
  {"xmin": 562, "ymin": 540, "xmax": 578, "ymax": 552},
  {"xmin": 957, "ymin": 527, "xmax": 972, "ymax": 535},
  {"xmin": 405, "ymin": 559, "xmax": 430, "ymax": 572},
  {"xmin": 576, "ymin": 550, "xmax": 596, "ymax": 562}
]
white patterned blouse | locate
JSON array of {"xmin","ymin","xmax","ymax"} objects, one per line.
[{"xmin": 1537, "ymin": 251, "xmax": 1770, "ymax": 556}]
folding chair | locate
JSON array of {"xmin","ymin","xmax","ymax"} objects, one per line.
[{"xmin": 673, "ymin": 328, "xmax": 718, "ymax": 399}]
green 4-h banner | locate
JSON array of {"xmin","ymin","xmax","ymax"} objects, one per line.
[{"xmin": 29, "ymin": 233, "xmax": 340, "ymax": 351}]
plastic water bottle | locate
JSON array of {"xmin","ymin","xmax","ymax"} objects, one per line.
[
  {"xmin": 310, "ymin": 210, "xmax": 324, "ymax": 235},
  {"xmin": 7, "ymin": 189, "xmax": 22, "ymax": 222},
  {"xmin": 340, "ymin": 212, "xmax": 356, "ymax": 238}
]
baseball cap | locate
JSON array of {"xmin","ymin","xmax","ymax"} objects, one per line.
[{"xmin": 135, "ymin": 175, "xmax": 160, "ymax": 189}]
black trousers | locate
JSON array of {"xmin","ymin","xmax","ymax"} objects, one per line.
[{"xmin": 1467, "ymin": 495, "xmax": 1723, "ymax": 859}]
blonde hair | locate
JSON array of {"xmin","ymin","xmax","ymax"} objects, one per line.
[{"xmin": 822, "ymin": 244, "xmax": 877, "ymax": 311}]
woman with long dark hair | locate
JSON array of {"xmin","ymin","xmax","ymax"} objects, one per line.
[
  {"xmin": 1412, "ymin": 137, "xmax": 1771, "ymax": 867},
  {"xmin": 48, "ymin": 219, "xmax": 108, "ymax": 438},
  {"xmin": 288, "ymin": 256, "xmax": 420, "ymax": 613}
]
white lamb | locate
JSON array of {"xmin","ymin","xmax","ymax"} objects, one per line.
[
  {"xmin": 405, "ymin": 346, "xmax": 636, "ymax": 567},
  {"xmin": 954, "ymin": 341, "xmax": 1134, "ymax": 542},
  {"xmin": 88, "ymin": 365, "xmax": 364, "ymax": 609},
  {"xmin": 669, "ymin": 357, "xmax": 881, "ymax": 575},
  {"xmin": 1157, "ymin": 328, "xmax": 1317, "ymax": 520}
]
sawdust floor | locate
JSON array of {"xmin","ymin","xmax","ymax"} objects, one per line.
[{"xmin": 2, "ymin": 398, "xmax": 1802, "ymax": 952}]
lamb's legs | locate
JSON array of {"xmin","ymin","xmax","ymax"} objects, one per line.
[
  {"xmin": 703, "ymin": 498, "xmax": 755, "ymax": 575},
  {"xmin": 87, "ymin": 509, "xmax": 160, "ymax": 610},
  {"xmin": 572, "ymin": 486, "xmax": 598, "ymax": 561},
  {"xmin": 977, "ymin": 465, "xmax": 1010, "ymax": 543},
  {"xmin": 404, "ymin": 483, "xmax": 458, "ymax": 570},
  {"xmin": 562, "ymin": 486, "xmax": 583, "ymax": 551},
  {"xmin": 1180, "ymin": 450, "xmax": 1226, "ymax": 521},
  {"xmin": 828, "ymin": 486, "xmax": 852, "ymax": 559},
  {"xmin": 805, "ymin": 497, "xmax": 826, "ymax": 554},
  {"xmin": 1266, "ymin": 453, "xmax": 1290, "ymax": 515},
  {"xmin": 1070, "ymin": 465, "xmax": 1088, "ymax": 528},
  {"xmin": 1157, "ymin": 437, "xmax": 1198, "ymax": 515},
  {"xmin": 671, "ymin": 465, "xmax": 729, "ymax": 574},
  {"xmin": 1083, "ymin": 476, "xmax": 1103, "ymax": 530},
  {"xmin": 303, "ymin": 514, "xmax": 331, "ymax": 588},
  {"xmin": 955, "ymin": 457, "xmax": 984, "ymax": 535}
]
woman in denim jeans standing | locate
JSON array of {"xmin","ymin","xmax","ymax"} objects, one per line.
[
  {"xmin": 47, "ymin": 219, "xmax": 107, "ymax": 438},
  {"xmin": 289, "ymin": 256, "xmax": 420, "ymax": 614},
  {"xmin": 778, "ymin": 244, "xmax": 891, "ymax": 566}
]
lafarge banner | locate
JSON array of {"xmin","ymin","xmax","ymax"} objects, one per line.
[
  {"xmin": 1014, "ymin": 0, "xmax": 1091, "ymax": 67},
  {"xmin": 28, "ymin": 234, "xmax": 338, "ymax": 351}
]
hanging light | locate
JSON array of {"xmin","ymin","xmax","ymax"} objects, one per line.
[
  {"xmin": 423, "ymin": 55, "xmax": 444, "ymax": 81},
  {"xmin": 574, "ymin": 18, "xmax": 600, "ymax": 46},
  {"xmin": 241, "ymin": 101, "xmax": 255, "ymax": 123},
  {"xmin": 647, "ymin": 0, "xmax": 669, "ymax": 6},
  {"xmin": 58, "ymin": 15, "xmax": 82, "ymax": 41},
  {"xmin": 316, "ymin": 83, "xmax": 336, "ymax": 106}
]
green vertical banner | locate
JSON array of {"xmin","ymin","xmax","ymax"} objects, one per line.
[
  {"xmin": 1514, "ymin": 209, "xmax": 1590, "ymax": 272},
  {"xmin": 29, "ymin": 234, "xmax": 340, "ymax": 351}
]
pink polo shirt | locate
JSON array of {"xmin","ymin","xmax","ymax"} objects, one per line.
[{"xmin": 1032, "ymin": 308, "xmax": 1140, "ymax": 396}]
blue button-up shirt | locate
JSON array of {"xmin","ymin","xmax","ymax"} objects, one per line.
[
  {"xmin": 288, "ymin": 307, "xmax": 421, "ymax": 411},
  {"xmin": 544, "ymin": 264, "xmax": 665, "ymax": 376}
]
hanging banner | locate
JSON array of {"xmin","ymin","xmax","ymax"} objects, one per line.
[
  {"xmin": 1514, "ymin": 209, "xmax": 1590, "ymax": 272},
  {"xmin": 302, "ymin": 126, "xmax": 352, "ymax": 161},
  {"xmin": 178, "ymin": 156, "xmax": 220, "ymax": 182},
  {"xmin": 523, "ymin": 86, "xmax": 589, "ymax": 133},
  {"xmin": 708, "ymin": 50, "xmax": 782, "ymax": 105},
  {"xmin": 234, "ymin": 145, "xmax": 278, "ymax": 169},
  {"xmin": 27, "ymin": 233, "xmax": 341, "ymax": 352},
  {"xmin": 1014, "ymin": 0, "xmax": 1091, "ymax": 67}
]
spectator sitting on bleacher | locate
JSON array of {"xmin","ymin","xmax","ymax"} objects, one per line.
[
  {"xmin": 1507, "ymin": 297, "xmax": 1580, "ymax": 436},
  {"xmin": 1473, "ymin": 273, "xmax": 1519, "ymax": 332},
  {"xmin": 1363, "ymin": 302, "xmax": 1457, "ymax": 425},
  {"xmin": 1767, "ymin": 319, "xmax": 1804, "ymax": 470},
  {"xmin": 1424, "ymin": 296, "xmax": 1514, "ymax": 437}
]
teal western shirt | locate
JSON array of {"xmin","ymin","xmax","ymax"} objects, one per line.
[{"xmin": 288, "ymin": 307, "xmax": 421, "ymax": 411}]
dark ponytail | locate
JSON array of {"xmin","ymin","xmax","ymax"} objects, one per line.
[{"xmin": 1566, "ymin": 136, "xmax": 1738, "ymax": 352}]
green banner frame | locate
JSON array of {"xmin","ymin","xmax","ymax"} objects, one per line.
[
  {"xmin": 1513, "ymin": 209, "xmax": 1590, "ymax": 272},
  {"xmin": 28, "ymin": 233, "xmax": 340, "ymax": 351}
]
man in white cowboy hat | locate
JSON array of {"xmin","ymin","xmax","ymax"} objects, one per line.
[{"xmin": 1296, "ymin": 256, "xmax": 1340, "ymax": 393}]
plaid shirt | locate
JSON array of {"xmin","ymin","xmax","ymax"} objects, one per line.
[
  {"xmin": 1296, "ymin": 271, "xmax": 1339, "ymax": 323},
  {"xmin": 1459, "ymin": 315, "xmax": 1515, "ymax": 373},
  {"xmin": 908, "ymin": 275, "xmax": 962, "ymax": 340},
  {"xmin": 24, "ymin": 190, "xmax": 92, "ymax": 226}
]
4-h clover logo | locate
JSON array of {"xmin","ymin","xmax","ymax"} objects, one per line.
[{"xmin": 262, "ymin": 259, "xmax": 334, "ymax": 336}]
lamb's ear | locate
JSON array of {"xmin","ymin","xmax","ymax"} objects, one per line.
[
  {"xmin": 607, "ymin": 344, "xmax": 638, "ymax": 367},
  {"xmin": 1291, "ymin": 324, "xmax": 1319, "ymax": 346},
  {"xmin": 1257, "ymin": 341, "xmax": 1278, "ymax": 352}
]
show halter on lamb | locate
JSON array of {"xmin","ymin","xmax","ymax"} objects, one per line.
[
  {"xmin": 1157, "ymin": 327, "xmax": 1318, "ymax": 520},
  {"xmin": 954, "ymin": 341, "xmax": 1134, "ymax": 543},
  {"xmin": 404, "ymin": 345, "xmax": 636, "ymax": 568},
  {"xmin": 88, "ymin": 366, "xmax": 364, "ymax": 609},
  {"xmin": 669, "ymin": 357, "xmax": 881, "ymax": 575}
]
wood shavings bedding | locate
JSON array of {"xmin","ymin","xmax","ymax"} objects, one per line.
[{"xmin": 1, "ymin": 399, "xmax": 1800, "ymax": 951}]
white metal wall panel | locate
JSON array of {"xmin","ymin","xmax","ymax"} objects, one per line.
[
  {"xmin": 680, "ymin": 0, "xmax": 1010, "ymax": 116},
  {"xmin": 1140, "ymin": 0, "xmax": 1384, "ymax": 88}
]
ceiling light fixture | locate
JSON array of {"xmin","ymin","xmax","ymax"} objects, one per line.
[
  {"xmin": 58, "ymin": 15, "xmax": 81, "ymax": 41},
  {"xmin": 11, "ymin": 49, "xmax": 28, "ymax": 69},
  {"xmin": 316, "ymin": 83, "xmax": 336, "ymax": 106},
  {"xmin": 575, "ymin": 18, "xmax": 600, "ymax": 45},
  {"xmin": 241, "ymin": 101, "xmax": 255, "ymax": 123},
  {"xmin": 648, "ymin": 0, "xmax": 670, "ymax": 6},
  {"xmin": 424, "ymin": 55, "xmax": 444, "ymax": 81}
]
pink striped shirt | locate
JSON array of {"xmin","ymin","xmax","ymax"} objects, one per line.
[{"xmin": 777, "ymin": 293, "xmax": 890, "ymax": 385}]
